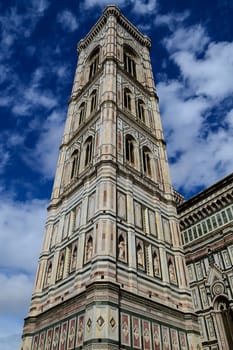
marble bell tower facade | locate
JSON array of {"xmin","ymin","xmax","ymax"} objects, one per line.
[{"xmin": 20, "ymin": 5, "xmax": 200, "ymax": 350}]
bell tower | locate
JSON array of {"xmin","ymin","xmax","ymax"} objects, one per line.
[{"xmin": 20, "ymin": 6, "xmax": 200, "ymax": 350}]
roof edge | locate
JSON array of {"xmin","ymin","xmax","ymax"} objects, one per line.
[{"xmin": 78, "ymin": 5, "xmax": 151, "ymax": 53}]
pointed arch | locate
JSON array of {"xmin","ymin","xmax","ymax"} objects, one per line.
[
  {"xmin": 142, "ymin": 146, "xmax": 152, "ymax": 177},
  {"xmin": 153, "ymin": 249, "xmax": 160, "ymax": 276},
  {"xmin": 123, "ymin": 44, "xmax": 137, "ymax": 78},
  {"xmin": 84, "ymin": 136, "xmax": 93, "ymax": 167},
  {"xmin": 45, "ymin": 261, "xmax": 52, "ymax": 287},
  {"xmin": 85, "ymin": 235, "xmax": 93, "ymax": 262},
  {"xmin": 168, "ymin": 258, "xmax": 176, "ymax": 283},
  {"xmin": 90, "ymin": 89, "xmax": 97, "ymax": 113},
  {"xmin": 70, "ymin": 245, "xmax": 77, "ymax": 272},
  {"xmin": 70, "ymin": 150, "xmax": 79, "ymax": 179},
  {"xmin": 125, "ymin": 134, "xmax": 135, "ymax": 165},
  {"xmin": 214, "ymin": 296, "xmax": 233, "ymax": 348},
  {"xmin": 136, "ymin": 243, "xmax": 144, "ymax": 267},
  {"xmin": 78, "ymin": 102, "xmax": 86, "ymax": 126},
  {"xmin": 88, "ymin": 47, "xmax": 100, "ymax": 80},
  {"xmin": 137, "ymin": 99, "xmax": 145, "ymax": 123},
  {"xmin": 57, "ymin": 253, "xmax": 65, "ymax": 281},
  {"xmin": 123, "ymin": 87, "xmax": 132, "ymax": 111},
  {"xmin": 118, "ymin": 234, "xmax": 126, "ymax": 261}
]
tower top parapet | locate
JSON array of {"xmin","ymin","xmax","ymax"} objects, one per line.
[{"xmin": 78, "ymin": 4, "xmax": 151, "ymax": 53}]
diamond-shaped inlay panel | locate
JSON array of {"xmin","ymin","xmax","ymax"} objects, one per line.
[
  {"xmin": 110, "ymin": 317, "xmax": 116, "ymax": 328},
  {"xmin": 87, "ymin": 318, "xmax": 92, "ymax": 329},
  {"xmin": 96, "ymin": 315, "xmax": 105, "ymax": 328}
]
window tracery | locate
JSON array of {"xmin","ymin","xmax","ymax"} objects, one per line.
[
  {"xmin": 125, "ymin": 134, "xmax": 135, "ymax": 165},
  {"xmin": 142, "ymin": 146, "xmax": 152, "ymax": 177},
  {"xmin": 84, "ymin": 136, "xmax": 93, "ymax": 167},
  {"xmin": 89, "ymin": 47, "xmax": 100, "ymax": 80},
  {"xmin": 123, "ymin": 45, "xmax": 137, "ymax": 78},
  {"xmin": 90, "ymin": 89, "xmax": 97, "ymax": 113},
  {"xmin": 123, "ymin": 88, "xmax": 132, "ymax": 111}
]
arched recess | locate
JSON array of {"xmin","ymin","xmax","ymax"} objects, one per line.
[
  {"xmin": 123, "ymin": 44, "xmax": 137, "ymax": 78},
  {"xmin": 56, "ymin": 253, "xmax": 65, "ymax": 281},
  {"xmin": 118, "ymin": 234, "xmax": 127, "ymax": 262},
  {"xmin": 84, "ymin": 136, "xmax": 93, "ymax": 167},
  {"xmin": 70, "ymin": 150, "xmax": 79, "ymax": 179},
  {"xmin": 168, "ymin": 258, "xmax": 177, "ymax": 283},
  {"xmin": 142, "ymin": 146, "xmax": 152, "ymax": 178},
  {"xmin": 85, "ymin": 235, "xmax": 93, "ymax": 263},
  {"xmin": 136, "ymin": 243, "xmax": 144, "ymax": 268},
  {"xmin": 78, "ymin": 102, "xmax": 86, "ymax": 126},
  {"xmin": 125, "ymin": 134, "xmax": 140, "ymax": 170},
  {"xmin": 90, "ymin": 89, "xmax": 97, "ymax": 114},
  {"xmin": 44, "ymin": 260, "xmax": 52, "ymax": 287},
  {"xmin": 123, "ymin": 87, "xmax": 132, "ymax": 111},
  {"xmin": 214, "ymin": 296, "xmax": 233, "ymax": 349},
  {"xmin": 88, "ymin": 46, "xmax": 100, "ymax": 80},
  {"xmin": 137, "ymin": 99, "xmax": 146, "ymax": 123},
  {"xmin": 70, "ymin": 245, "xmax": 77, "ymax": 272}
]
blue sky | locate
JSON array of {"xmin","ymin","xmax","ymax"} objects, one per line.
[{"xmin": 0, "ymin": 0, "xmax": 233, "ymax": 349}]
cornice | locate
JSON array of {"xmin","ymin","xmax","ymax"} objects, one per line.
[
  {"xmin": 178, "ymin": 173, "xmax": 233, "ymax": 229},
  {"xmin": 77, "ymin": 5, "xmax": 151, "ymax": 53}
]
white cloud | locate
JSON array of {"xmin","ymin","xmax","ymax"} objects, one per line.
[
  {"xmin": 0, "ymin": 197, "xmax": 47, "ymax": 273},
  {"xmin": 155, "ymin": 11, "xmax": 190, "ymax": 31},
  {"xmin": 82, "ymin": 0, "xmax": 157, "ymax": 15},
  {"xmin": 0, "ymin": 145, "xmax": 10, "ymax": 174},
  {"xmin": 30, "ymin": 0, "xmax": 50, "ymax": 13},
  {"xmin": 83, "ymin": 0, "xmax": 127, "ymax": 9},
  {"xmin": 24, "ymin": 110, "xmax": 65, "ymax": 178},
  {"xmin": 0, "ymin": 193, "xmax": 48, "ymax": 350},
  {"xmin": 157, "ymin": 19, "xmax": 233, "ymax": 194},
  {"xmin": 0, "ymin": 274, "xmax": 33, "ymax": 316},
  {"xmin": 163, "ymin": 25, "xmax": 209, "ymax": 54},
  {"xmin": 172, "ymin": 42, "xmax": 233, "ymax": 100},
  {"xmin": 131, "ymin": 0, "xmax": 157, "ymax": 14},
  {"xmin": 0, "ymin": 2, "xmax": 50, "ymax": 61},
  {"xmin": 57, "ymin": 10, "xmax": 78, "ymax": 32}
]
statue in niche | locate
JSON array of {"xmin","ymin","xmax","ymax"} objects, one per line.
[
  {"xmin": 118, "ymin": 235, "xmax": 126, "ymax": 261},
  {"xmin": 153, "ymin": 252, "xmax": 160, "ymax": 275},
  {"xmin": 86, "ymin": 237, "xmax": 93, "ymax": 261},
  {"xmin": 137, "ymin": 244, "xmax": 143, "ymax": 266},
  {"xmin": 163, "ymin": 334, "xmax": 169, "ymax": 350},
  {"xmin": 57, "ymin": 255, "xmax": 64, "ymax": 280},
  {"xmin": 153, "ymin": 328, "xmax": 161, "ymax": 350},
  {"xmin": 168, "ymin": 261, "xmax": 176, "ymax": 282},
  {"xmin": 71, "ymin": 247, "xmax": 77, "ymax": 271},
  {"xmin": 46, "ymin": 263, "xmax": 52, "ymax": 285}
]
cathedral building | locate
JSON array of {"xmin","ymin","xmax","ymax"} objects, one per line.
[
  {"xmin": 178, "ymin": 174, "xmax": 233, "ymax": 350},
  {"xmin": 20, "ymin": 5, "xmax": 202, "ymax": 350}
]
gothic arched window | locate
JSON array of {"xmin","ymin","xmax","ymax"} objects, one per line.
[
  {"xmin": 89, "ymin": 47, "xmax": 100, "ymax": 80},
  {"xmin": 123, "ymin": 88, "xmax": 131, "ymax": 111},
  {"xmin": 84, "ymin": 136, "xmax": 93, "ymax": 167},
  {"xmin": 137, "ymin": 99, "xmax": 145, "ymax": 123},
  {"xmin": 123, "ymin": 45, "xmax": 137, "ymax": 78},
  {"xmin": 90, "ymin": 89, "xmax": 97, "ymax": 113},
  {"xmin": 78, "ymin": 102, "xmax": 86, "ymax": 126},
  {"xmin": 125, "ymin": 135, "xmax": 135, "ymax": 165},
  {"xmin": 70, "ymin": 150, "xmax": 79, "ymax": 179},
  {"xmin": 142, "ymin": 146, "xmax": 152, "ymax": 177}
]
